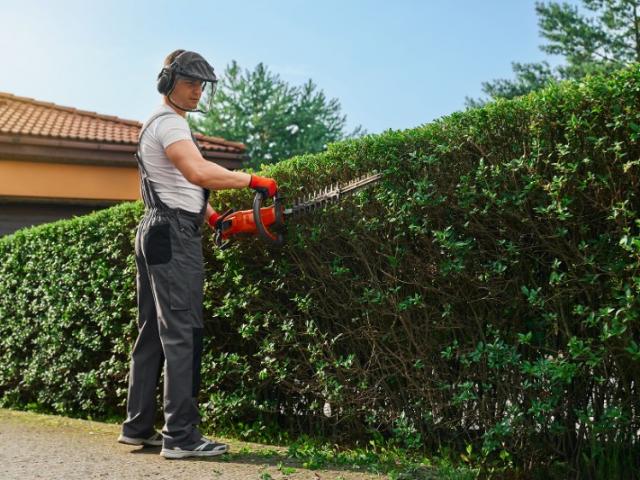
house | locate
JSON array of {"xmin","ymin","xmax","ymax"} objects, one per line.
[{"xmin": 0, "ymin": 92, "xmax": 247, "ymax": 236}]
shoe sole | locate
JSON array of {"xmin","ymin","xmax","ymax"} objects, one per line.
[
  {"xmin": 160, "ymin": 446, "xmax": 228, "ymax": 459},
  {"xmin": 118, "ymin": 435, "xmax": 163, "ymax": 447}
]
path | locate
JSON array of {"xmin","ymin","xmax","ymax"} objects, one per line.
[{"xmin": 0, "ymin": 408, "xmax": 383, "ymax": 480}]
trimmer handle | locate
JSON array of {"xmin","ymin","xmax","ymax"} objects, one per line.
[{"xmin": 253, "ymin": 190, "xmax": 285, "ymax": 246}]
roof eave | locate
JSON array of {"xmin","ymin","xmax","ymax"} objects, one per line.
[{"xmin": 0, "ymin": 134, "xmax": 248, "ymax": 169}]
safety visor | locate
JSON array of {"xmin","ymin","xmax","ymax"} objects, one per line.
[
  {"xmin": 174, "ymin": 75, "xmax": 217, "ymax": 114},
  {"xmin": 172, "ymin": 52, "xmax": 218, "ymax": 114}
]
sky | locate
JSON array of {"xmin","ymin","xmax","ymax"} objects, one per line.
[{"xmin": 0, "ymin": 0, "xmax": 578, "ymax": 135}]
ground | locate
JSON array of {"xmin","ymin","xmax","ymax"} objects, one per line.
[{"xmin": 0, "ymin": 408, "xmax": 384, "ymax": 480}]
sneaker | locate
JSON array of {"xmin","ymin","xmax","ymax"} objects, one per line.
[
  {"xmin": 118, "ymin": 431, "xmax": 163, "ymax": 447},
  {"xmin": 160, "ymin": 437, "xmax": 229, "ymax": 459}
]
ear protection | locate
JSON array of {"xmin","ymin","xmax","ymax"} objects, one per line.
[
  {"xmin": 156, "ymin": 67, "xmax": 174, "ymax": 95},
  {"xmin": 156, "ymin": 51, "xmax": 218, "ymax": 113},
  {"xmin": 157, "ymin": 52, "xmax": 186, "ymax": 95}
]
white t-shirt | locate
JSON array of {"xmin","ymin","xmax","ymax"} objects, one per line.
[{"xmin": 138, "ymin": 104, "xmax": 206, "ymax": 213}]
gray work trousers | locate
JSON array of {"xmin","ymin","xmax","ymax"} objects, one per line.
[{"xmin": 121, "ymin": 208, "xmax": 206, "ymax": 448}]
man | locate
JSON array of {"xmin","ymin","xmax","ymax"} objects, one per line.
[{"xmin": 118, "ymin": 49, "xmax": 277, "ymax": 459}]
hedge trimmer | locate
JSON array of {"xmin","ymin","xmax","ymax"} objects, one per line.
[{"xmin": 212, "ymin": 172, "xmax": 382, "ymax": 249}]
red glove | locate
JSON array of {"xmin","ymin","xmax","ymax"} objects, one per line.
[
  {"xmin": 249, "ymin": 174, "xmax": 278, "ymax": 198},
  {"xmin": 208, "ymin": 210, "xmax": 221, "ymax": 228}
]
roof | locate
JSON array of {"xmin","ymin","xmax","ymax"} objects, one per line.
[{"xmin": 0, "ymin": 91, "xmax": 246, "ymax": 168}]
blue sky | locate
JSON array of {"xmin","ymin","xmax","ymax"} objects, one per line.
[{"xmin": 0, "ymin": 0, "xmax": 578, "ymax": 135}]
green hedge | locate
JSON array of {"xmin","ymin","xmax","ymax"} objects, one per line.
[{"xmin": 3, "ymin": 64, "xmax": 640, "ymax": 476}]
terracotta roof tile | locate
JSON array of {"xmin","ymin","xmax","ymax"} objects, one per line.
[{"xmin": 0, "ymin": 91, "xmax": 245, "ymax": 153}]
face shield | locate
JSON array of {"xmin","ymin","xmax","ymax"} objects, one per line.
[{"xmin": 166, "ymin": 51, "xmax": 218, "ymax": 115}]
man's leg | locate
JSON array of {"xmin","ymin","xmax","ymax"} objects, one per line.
[
  {"xmin": 121, "ymin": 224, "xmax": 164, "ymax": 439},
  {"xmin": 146, "ymin": 220, "xmax": 205, "ymax": 448}
]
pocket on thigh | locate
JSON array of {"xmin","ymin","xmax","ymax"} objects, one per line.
[
  {"xmin": 168, "ymin": 267, "xmax": 190, "ymax": 311},
  {"xmin": 169, "ymin": 269, "xmax": 205, "ymax": 312}
]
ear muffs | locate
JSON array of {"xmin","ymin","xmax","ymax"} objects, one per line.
[
  {"xmin": 156, "ymin": 66, "xmax": 175, "ymax": 95},
  {"xmin": 157, "ymin": 51, "xmax": 215, "ymax": 100}
]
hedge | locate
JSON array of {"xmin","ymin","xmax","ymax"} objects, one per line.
[{"xmin": 2, "ymin": 64, "xmax": 640, "ymax": 476}]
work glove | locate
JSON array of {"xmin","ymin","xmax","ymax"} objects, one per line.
[
  {"xmin": 249, "ymin": 174, "xmax": 278, "ymax": 198},
  {"xmin": 207, "ymin": 210, "xmax": 222, "ymax": 228}
]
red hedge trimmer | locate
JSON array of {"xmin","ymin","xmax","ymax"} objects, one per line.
[{"xmin": 212, "ymin": 172, "xmax": 382, "ymax": 249}]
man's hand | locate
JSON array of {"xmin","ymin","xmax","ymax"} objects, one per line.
[
  {"xmin": 249, "ymin": 175, "xmax": 278, "ymax": 198},
  {"xmin": 206, "ymin": 204, "xmax": 222, "ymax": 230},
  {"xmin": 208, "ymin": 210, "xmax": 221, "ymax": 228}
]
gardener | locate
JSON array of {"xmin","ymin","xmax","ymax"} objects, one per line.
[{"xmin": 117, "ymin": 49, "xmax": 277, "ymax": 459}]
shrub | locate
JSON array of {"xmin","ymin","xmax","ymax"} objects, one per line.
[{"xmin": 2, "ymin": 64, "xmax": 640, "ymax": 476}]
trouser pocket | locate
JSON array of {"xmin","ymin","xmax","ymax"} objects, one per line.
[
  {"xmin": 168, "ymin": 269, "xmax": 190, "ymax": 311},
  {"xmin": 145, "ymin": 223, "xmax": 172, "ymax": 265}
]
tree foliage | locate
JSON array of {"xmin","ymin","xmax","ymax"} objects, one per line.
[
  {"xmin": 467, "ymin": 0, "xmax": 640, "ymax": 107},
  {"xmin": 190, "ymin": 61, "xmax": 364, "ymax": 169}
]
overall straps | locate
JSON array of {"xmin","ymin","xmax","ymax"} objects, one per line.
[
  {"xmin": 135, "ymin": 111, "xmax": 174, "ymax": 209},
  {"xmin": 135, "ymin": 110, "xmax": 210, "ymax": 215}
]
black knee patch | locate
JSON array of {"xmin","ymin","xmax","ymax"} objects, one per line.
[
  {"xmin": 192, "ymin": 327, "xmax": 204, "ymax": 397},
  {"xmin": 146, "ymin": 224, "xmax": 172, "ymax": 265}
]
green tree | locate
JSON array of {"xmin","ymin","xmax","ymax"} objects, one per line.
[
  {"xmin": 189, "ymin": 61, "xmax": 365, "ymax": 169},
  {"xmin": 466, "ymin": 0, "xmax": 640, "ymax": 107}
]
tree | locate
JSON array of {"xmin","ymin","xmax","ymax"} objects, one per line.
[
  {"xmin": 466, "ymin": 0, "xmax": 640, "ymax": 108},
  {"xmin": 189, "ymin": 61, "xmax": 365, "ymax": 169}
]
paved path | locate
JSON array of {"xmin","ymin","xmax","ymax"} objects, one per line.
[{"xmin": 0, "ymin": 408, "xmax": 383, "ymax": 480}]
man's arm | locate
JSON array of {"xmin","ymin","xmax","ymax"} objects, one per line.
[
  {"xmin": 167, "ymin": 139, "xmax": 277, "ymax": 226},
  {"xmin": 165, "ymin": 139, "xmax": 251, "ymax": 190}
]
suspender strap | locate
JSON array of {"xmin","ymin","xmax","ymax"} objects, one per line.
[
  {"xmin": 135, "ymin": 112, "xmax": 176, "ymax": 209},
  {"xmin": 136, "ymin": 111, "xmax": 175, "ymax": 179},
  {"xmin": 135, "ymin": 111, "xmax": 210, "ymax": 214}
]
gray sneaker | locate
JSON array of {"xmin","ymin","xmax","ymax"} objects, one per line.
[
  {"xmin": 160, "ymin": 437, "xmax": 229, "ymax": 459},
  {"xmin": 118, "ymin": 431, "xmax": 163, "ymax": 447}
]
